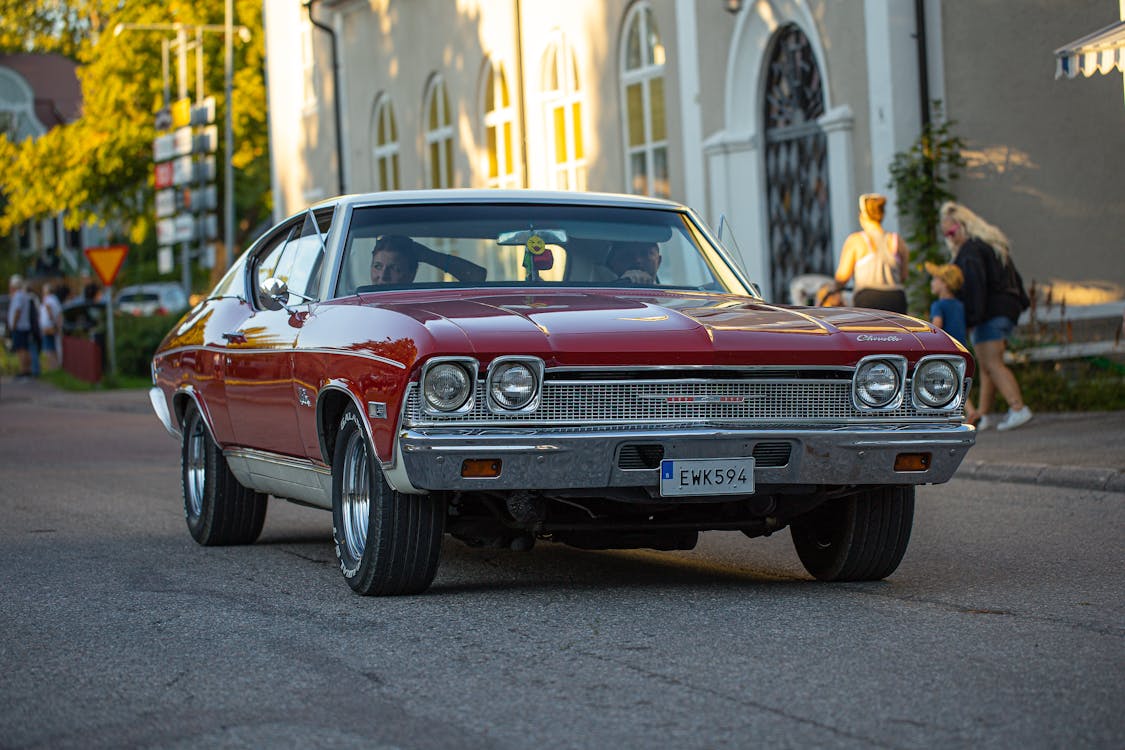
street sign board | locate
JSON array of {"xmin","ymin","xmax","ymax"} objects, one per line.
[
  {"xmin": 85, "ymin": 245, "xmax": 129, "ymax": 287},
  {"xmin": 155, "ymin": 189, "xmax": 175, "ymax": 218},
  {"xmin": 171, "ymin": 97, "xmax": 192, "ymax": 129},
  {"xmin": 154, "ymin": 162, "xmax": 173, "ymax": 190},
  {"xmin": 153, "ymin": 133, "xmax": 175, "ymax": 162},
  {"xmin": 190, "ymin": 97, "xmax": 216, "ymax": 126},
  {"xmin": 154, "ymin": 106, "xmax": 172, "ymax": 132},
  {"xmin": 173, "ymin": 127, "xmax": 193, "ymax": 157}
]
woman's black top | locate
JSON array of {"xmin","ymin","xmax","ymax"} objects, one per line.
[{"xmin": 953, "ymin": 238, "xmax": 1023, "ymax": 328}]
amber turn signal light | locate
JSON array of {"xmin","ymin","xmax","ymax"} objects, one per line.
[
  {"xmin": 894, "ymin": 452, "xmax": 931, "ymax": 472},
  {"xmin": 462, "ymin": 459, "xmax": 502, "ymax": 478}
]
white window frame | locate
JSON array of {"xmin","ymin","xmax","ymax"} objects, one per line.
[
  {"xmin": 619, "ymin": 1, "xmax": 669, "ymax": 198},
  {"xmin": 540, "ymin": 33, "xmax": 586, "ymax": 192},
  {"xmin": 481, "ymin": 58, "xmax": 519, "ymax": 189},
  {"xmin": 423, "ymin": 75, "xmax": 455, "ymax": 189},
  {"xmin": 371, "ymin": 94, "xmax": 400, "ymax": 191}
]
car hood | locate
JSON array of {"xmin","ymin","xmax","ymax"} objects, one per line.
[{"xmin": 365, "ymin": 290, "xmax": 953, "ymax": 367}]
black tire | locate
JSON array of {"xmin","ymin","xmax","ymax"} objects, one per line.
[
  {"xmin": 790, "ymin": 486, "xmax": 914, "ymax": 581},
  {"xmin": 331, "ymin": 407, "xmax": 445, "ymax": 596},
  {"xmin": 181, "ymin": 403, "xmax": 267, "ymax": 545}
]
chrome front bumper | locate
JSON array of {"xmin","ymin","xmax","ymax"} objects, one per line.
[{"xmin": 399, "ymin": 423, "xmax": 976, "ymax": 495}]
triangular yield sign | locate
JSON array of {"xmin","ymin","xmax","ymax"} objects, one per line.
[{"xmin": 84, "ymin": 245, "xmax": 129, "ymax": 286}]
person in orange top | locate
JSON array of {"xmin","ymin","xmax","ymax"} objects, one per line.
[{"xmin": 834, "ymin": 193, "xmax": 909, "ymax": 313}]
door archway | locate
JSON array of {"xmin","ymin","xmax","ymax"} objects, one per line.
[{"xmin": 762, "ymin": 24, "xmax": 832, "ymax": 302}]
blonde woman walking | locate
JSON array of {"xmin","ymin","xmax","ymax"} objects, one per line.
[{"xmin": 939, "ymin": 201, "xmax": 1032, "ymax": 431}]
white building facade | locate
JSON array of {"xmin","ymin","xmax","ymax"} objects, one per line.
[{"xmin": 263, "ymin": 0, "xmax": 1124, "ymax": 304}]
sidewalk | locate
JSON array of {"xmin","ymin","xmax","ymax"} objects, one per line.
[{"xmin": 2, "ymin": 376, "xmax": 1122, "ymax": 492}]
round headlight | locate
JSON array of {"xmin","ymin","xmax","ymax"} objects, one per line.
[
  {"xmin": 423, "ymin": 362, "xmax": 472, "ymax": 412},
  {"xmin": 914, "ymin": 359, "xmax": 959, "ymax": 408},
  {"xmin": 855, "ymin": 360, "xmax": 901, "ymax": 408},
  {"xmin": 490, "ymin": 362, "xmax": 537, "ymax": 410}
]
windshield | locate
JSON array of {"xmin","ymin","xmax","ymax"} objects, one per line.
[{"xmin": 335, "ymin": 203, "xmax": 751, "ymax": 296}]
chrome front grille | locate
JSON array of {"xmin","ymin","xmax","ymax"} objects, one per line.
[{"xmin": 403, "ymin": 371, "xmax": 967, "ymax": 427}]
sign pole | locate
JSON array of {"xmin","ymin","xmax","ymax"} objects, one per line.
[
  {"xmin": 105, "ymin": 283, "xmax": 117, "ymax": 377},
  {"xmin": 84, "ymin": 245, "xmax": 129, "ymax": 381}
]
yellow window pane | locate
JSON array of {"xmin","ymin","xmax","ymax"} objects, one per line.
[
  {"xmin": 441, "ymin": 86, "xmax": 451, "ymax": 127},
  {"xmin": 377, "ymin": 108, "xmax": 386, "ymax": 143},
  {"xmin": 428, "ymin": 87, "xmax": 439, "ymax": 130},
  {"xmin": 650, "ymin": 77, "xmax": 666, "ymax": 142},
  {"xmin": 572, "ymin": 101, "xmax": 584, "ymax": 160},
  {"xmin": 554, "ymin": 106, "xmax": 567, "ymax": 163},
  {"xmin": 388, "ymin": 103, "xmax": 397, "ymax": 140},
  {"xmin": 502, "ymin": 121, "xmax": 513, "ymax": 177},
  {"xmin": 499, "ymin": 67, "xmax": 510, "ymax": 107},
  {"xmin": 626, "ymin": 83, "xmax": 644, "ymax": 147},
  {"xmin": 485, "ymin": 71, "xmax": 495, "ymax": 112},
  {"xmin": 391, "ymin": 153, "xmax": 400, "ymax": 189},
  {"xmin": 378, "ymin": 158, "xmax": 387, "ymax": 189},
  {"xmin": 487, "ymin": 125, "xmax": 498, "ymax": 178},
  {"xmin": 430, "ymin": 141, "xmax": 440, "ymax": 187}
]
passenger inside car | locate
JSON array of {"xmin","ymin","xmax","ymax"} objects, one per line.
[{"xmin": 368, "ymin": 235, "xmax": 487, "ymax": 286}]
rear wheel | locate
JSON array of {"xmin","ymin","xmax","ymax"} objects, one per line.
[
  {"xmin": 331, "ymin": 407, "xmax": 445, "ymax": 595},
  {"xmin": 181, "ymin": 403, "xmax": 267, "ymax": 545},
  {"xmin": 790, "ymin": 486, "xmax": 914, "ymax": 581}
]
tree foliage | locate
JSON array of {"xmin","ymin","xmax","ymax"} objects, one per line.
[
  {"xmin": 0, "ymin": 0, "xmax": 269, "ymax": 255},
  {"xmin": 887, "ymin": 101, "xmax": 966, "ymax": 316}
]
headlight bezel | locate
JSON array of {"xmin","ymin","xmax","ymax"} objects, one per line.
[
  {"xmin": 420, "ymin": 357, "xmax": 478, "ymax": 414},
  {"xmin": 852, "ymin": 355, "xmax": 907, "ymax": 411},
  {"xmin": 911, "ymin": 355, "xmax": 967, "ymax": 410},
  {"xmin": 486, "ymin": 356, "xmax": 544, "ymax": 412}
]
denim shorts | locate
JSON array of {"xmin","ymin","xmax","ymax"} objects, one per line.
[{"xmin": 971, "ymin": 315, "xmax": 1015, "ymax": 345}]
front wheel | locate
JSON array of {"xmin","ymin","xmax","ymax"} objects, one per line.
[
  {"xmin": 331, "ymin": 407, "xmax": 445, "ymax": 595},
  {"xmin": 181, "ymin": 402, "xmax": 267, "ymax": 545},
  {"xmin": 790, "ymin": 486, "xmax": 914, "ymax": 581}
]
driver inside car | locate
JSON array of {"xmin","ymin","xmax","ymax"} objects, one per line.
[
  {"xmin": 606, "ymin": 241, "xmax": 662, "ymax": 285},
  {"xmin": 370, "ymin": 234, "xmax": 487, "ymax": 285}
]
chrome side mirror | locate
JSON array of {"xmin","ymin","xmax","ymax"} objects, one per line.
[{"xmin": 260, "ymin": 277, "xmax": 288, "ymax": 311}]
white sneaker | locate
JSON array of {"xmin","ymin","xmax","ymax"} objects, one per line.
[
  {"xmin": 977, "ymin": 414, "xmax": 994, "ymax": 430},
  {"xmin": 997, "ymin": 406, "xmax": 1033, "ymax": 432}
]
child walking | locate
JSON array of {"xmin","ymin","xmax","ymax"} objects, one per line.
[{"xmin": 926, "ymin": 261, "xmax": 979, "ymax": 425}]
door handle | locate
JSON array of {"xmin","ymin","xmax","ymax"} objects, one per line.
[{"xmin": 222, "ymin": 331, "xmax": 247, "ymax": 344}]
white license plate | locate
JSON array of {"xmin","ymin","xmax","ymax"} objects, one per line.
[{"xmin": 659, "ymin": 458, "xmax": 756, "ymax": 497}]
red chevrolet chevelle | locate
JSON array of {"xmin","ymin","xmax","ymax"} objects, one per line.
[{"xmin": 150, "ymin": 190, "xmax": 975, "ymax": 595}]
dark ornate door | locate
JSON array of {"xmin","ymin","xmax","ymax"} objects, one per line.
[{"xmin": 762, "ymin": 24, "xmax": 831, "ymax": 303}]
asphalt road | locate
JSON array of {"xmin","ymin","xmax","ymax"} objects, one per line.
[{"xmin": 1, "ymin": 398, "xmax": 1122, "ymax": 749}]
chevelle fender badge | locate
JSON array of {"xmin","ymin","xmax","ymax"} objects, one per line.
[
  {"xmin": 856, "ymin": 334, "xmax": 902, "ymax": 342},
  {"xmin": 296, "ymin": 386, "xmax": 313, "ymax": 407},
  {"xmin": 637, "ymin": 394, "xmax": 754, "ymax": 404}
]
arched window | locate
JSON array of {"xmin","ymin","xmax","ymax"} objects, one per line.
[
  {"xmin": 762, "ymin": 24, "xmax": 831, "ymax": 302},
  {"xmin": 370, "ymin": 94, "xmax": 400, "ymax": 191},
  {"xmin": 541, "ymin": 34, "xmax": 585, "ymax": 191},
  {"xmin": 482, "ymin": 59, "xmax": 518, "ymax": 189},
  {"xmin": 620, "ymin": 2, "xmax": 668, "ymax": 198},
  {"xmin": 424, "ymin": 76, "xmax": 454, "ymax": 188}
]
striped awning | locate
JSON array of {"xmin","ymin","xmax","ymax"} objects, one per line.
[{"xmin": 1055, "ymin": 20, "xmax": 1125, "ymax": 79}]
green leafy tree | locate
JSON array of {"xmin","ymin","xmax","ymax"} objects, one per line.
[
  {"xmin": 0, "ymin": 0, "xmax": 270, "ymax": 288},
  {"xmin": 887, "ymin": 101, "xmax": 965, "ymax": 316}
]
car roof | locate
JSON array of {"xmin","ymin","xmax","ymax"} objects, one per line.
[
  {"xmin": 118, "ymin": 283, "xmax": 184, "ymax": 294},
  {"xmin": 311, "ymin": 189, "xmax": 687, "ymax": 213}
]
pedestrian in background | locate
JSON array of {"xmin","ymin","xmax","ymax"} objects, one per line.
[
  {"xmin": 38, "ymin": 281, "xmax": 63, "ymax": 371},
  {"xmin": 926, "ymin": 261, "xmax": 978, "ymax": 425},
  {"xmin": 7, "ymin": 275, "xmax": 33, "ymax": 378},
  {"xmin": 835, "ymin": 193, "xmax": 909, "ymax": 313},
  {"xmin": 939, "ymin": 201, "xmax": 1032, "ymax": 432}
]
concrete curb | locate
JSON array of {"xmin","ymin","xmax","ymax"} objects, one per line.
[{"xmin": 958, "ymin": 460, "xmax": 1125, "ymax": 493}]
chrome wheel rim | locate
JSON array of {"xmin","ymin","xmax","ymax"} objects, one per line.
[
  {"xmin": 340, "ymin": 430, "xmax": 370, "ymax": 561},
  {"xmin": 185, "ymin": 414, "xmax": 206, "ymax": 518}
]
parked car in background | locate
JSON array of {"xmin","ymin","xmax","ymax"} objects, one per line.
[
  {"xmin": 117, "ymin": 283, "xmax": 189, "ymax": 316},
  {"xmin": 149, "ymin": 190, "xmax": 977, "ymax": 596}
]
